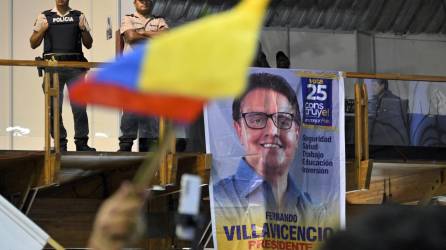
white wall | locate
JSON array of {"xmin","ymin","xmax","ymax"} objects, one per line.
[
  {"xmin": 357, "ymin": 32, "xmax": 375, "ymax": 73},
  {"xmin": 88, "ymin": 0, "xmax": 121, "ymax": 151},
  {"xmin": 261, "ymin": 29, "xmax": 446, "ymax": 76},
  {"xmin": 261, "ymin": 28, "xmax": 358, "ymax": 72},
  {"xmin": 261, "ymin": 28, "xmax": 289, "ymax": 68},
  {"xmin": 120, "ymin": 0, "xmax": 135, "ymax": 20},
  {"xmin": 374, "ymin": 34, "xmax": 446, "ymax": 75},
  {"xmin": 290, "ymin": 30, "xmax": 358, "ymax": 72},
  {"xmin": 0, "ymin": 0, "xmax": 12, "ymax": 149},
  {"xmin": 11, "ymin": 0, "xmax": 53, "ymax": 150}
]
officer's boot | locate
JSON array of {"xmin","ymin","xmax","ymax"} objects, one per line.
[
  {"xmin": 176, "ymin": 138, "xmax": 187, "ymax": 152},
  {"xmin": 118, "ymin": 140, "xmax": 133, "ymax": 152},
  {"xmin": 139, "ymin": 138, "xmax": 158, "ymax": 152},
  {"xmin": 139, "ymin": 138, "xmax": 149, "ymax": 152},
  {"xmin": 60, "ymin": 138, "xmax": 68, "ymax": 152},
  {"xmin": 75, "ymin": 139, "xmax": 96, "ymax": 152},
  {"xmin": 60, "ymin": 144, "xmax": 68, "ymax": 152}
]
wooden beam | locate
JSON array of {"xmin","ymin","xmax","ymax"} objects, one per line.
[
  {"xmin": 346, "ymin": 72, "xmax": 446, "ymax": 82},
  {"xmin": 347, "ymin": 168, "xmax": 446, "ymax": 204},
  {"xmin": 2, "ymin": 59, "xmax": 446, "ymax": 81},
  {"xmin": 0, "ymin": 59, "xmax": 102, "ymax": 69}
]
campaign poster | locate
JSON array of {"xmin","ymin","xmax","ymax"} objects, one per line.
[{"xmin": 205, "ymin": 68, "xmax": 345, "ymax": 250}]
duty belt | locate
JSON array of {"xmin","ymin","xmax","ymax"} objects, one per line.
[{"xmin": 43, "ymin": 53, "xmax": 85, "ymax": 61}]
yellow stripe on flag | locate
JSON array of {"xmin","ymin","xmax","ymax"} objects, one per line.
[{"xmin": 139, "ymin": 0, "xmax": 270, "ymax": 98}]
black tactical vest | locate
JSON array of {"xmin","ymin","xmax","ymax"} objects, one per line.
[{"xmin": 43, "ymin": 10, "xmax": 83, "ymax": 55}]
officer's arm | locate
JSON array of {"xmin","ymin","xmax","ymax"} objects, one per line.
[
  {"xmin": 123, "ymin": 28, "xmax": 167, "ymax": 44},
  {"xmin": 30, "ymin": 17, "xmax": 48, "ymax": 49},
  {"xmin": 141, "ymin": 29, "xmax": 166, "ymax": 38},
  {"xmin": 81, "ymin": 30, "xmax": 93, "ymax": 49},
  {"xmin": 30, "ymin": 30, "xmax": 46, "ymax": 49},
  {"xmin": 141, "ymin": 21, "xmax": 169, "ymax": 39},
  {"xmin": 79, "ymin": 15, "xmax": 93, "ymax": 49},
  {"xmin": 123, "ymin": 29, "xmax": 151, "ymax": 44}
]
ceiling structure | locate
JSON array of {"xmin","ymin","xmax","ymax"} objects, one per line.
[{"xmin": 152, "ymin": 0, "xmax": 446, "ymax": 34}]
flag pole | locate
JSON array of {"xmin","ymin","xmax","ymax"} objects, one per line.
[
  {"xmin": 132, "ymin": 121, "xmax": 175, "ymax": 190},
  {"xmin": 126, "ymin": 120, "xmax": 175, "ymax": 245}
]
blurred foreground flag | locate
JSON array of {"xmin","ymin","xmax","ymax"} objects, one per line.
[
  {"xmin": 70, "ymin": 0, "xmax": 270, "ymax": 123},
  {"xmin": 0, "ymin": 195, "xmax": 50, "ymax": 250}
]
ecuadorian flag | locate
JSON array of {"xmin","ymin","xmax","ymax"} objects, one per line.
[{"xmin": 70, "ymin": 0, "xmax": 270, "ymax": 123}]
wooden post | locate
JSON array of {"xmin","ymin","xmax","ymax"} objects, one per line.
[
  {"xmin": 40, "ymin": 70, "xmax": 60, "ymax": 185},
  {"xmin": 158, "ymin": 118, "xmax": 176, "ymax": 185},
  {"xmin": 53, "ymin": 73, "xmax": 60, "ymax": 154},
  {"xmin": 353, "ymin": 82, "xmax": 373, "ymax": 190},
  {"xmin": 361, "ymin": 84, "xmax": 369, "ymax": 161},
  {"xmin": 42, "ymin": 72, "xmax": 52, "ymax": 185},
  {"xmin": 353, "ymin": 82, "xmax": 362, "ymax": 189},
  {"xmin": 359, "ymin": 83, "xmax": 372, "ymax": 190},
  {"xmin": 44, "ymin": 73, "xmax": 51, "ymax": 158},
  {"xmin": 50, "ymin": 72, "xmax": 61, "ymax": 182}
]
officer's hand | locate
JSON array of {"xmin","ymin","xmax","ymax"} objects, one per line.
[
  {"xmin": 79, "ymin": 18, "xmax": 87, "ymax": 32},
  {"xmin": 88, "ymin": 182, "xmax": 147, "ymax": 250},
  {"xmin": 41, "ymin": 20, "xmax": 49, "ymax": 32}
]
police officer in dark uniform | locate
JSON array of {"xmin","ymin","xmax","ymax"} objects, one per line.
[{"xmin": 30, "ymin": 0, "xmax": 95, "ymax": 152}]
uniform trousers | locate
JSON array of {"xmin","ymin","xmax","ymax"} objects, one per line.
[
  {"xmin": 44, "ymin": 68, "xmax": 89, "ymax": 147},
  {"xmin": 119, "ymin": 112, "xmax": 159, "ymax": 147}
]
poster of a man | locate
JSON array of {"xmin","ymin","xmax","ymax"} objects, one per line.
[
  {"xmin": 206, "ymin": 68, "xmax": 345, "ymax": 250},
  {"xmin": 213, "ymin": 73, "xmax": 315, "ymax": 218}
]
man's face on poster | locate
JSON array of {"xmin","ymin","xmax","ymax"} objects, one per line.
[{"xmin": 234, "ymin": 88, "xmax": 300, "ymax": 182}]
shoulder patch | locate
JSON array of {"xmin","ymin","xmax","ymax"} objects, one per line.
[{"xmin": 71, "ymin": 10, "xmax": 82, "ymax": 17}]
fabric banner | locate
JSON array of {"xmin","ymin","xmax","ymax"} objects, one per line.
[
  {"xmin": 206, "ymin": 68, "xmax": 345, "ymax": 250},
  {"xmin": 362, "ymin": 79, "xmax": 446, "ymax": 147},
  {"xmin": 0, "ymin": 195, "xmax": 49, "ymax": 250}
]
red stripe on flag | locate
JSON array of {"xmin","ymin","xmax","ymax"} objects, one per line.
[{"xmin": 69, "ymin": 81, "xmax": 206, "ymax": 123}]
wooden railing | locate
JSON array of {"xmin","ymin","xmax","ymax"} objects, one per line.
[
  {"xmin": 346, "ymin": 72, "xmax": 446, "ymax": 82},
  {"xmin": 2, "ymin": 58, "xmax": 446, "ymax": 190},
  {"xmin": 0, "ymin": 59, "xmax": 174, "ymax": 186},
  {"xmin": 0, "ymin": 59, "xmax": 102, "ymax": 68},
  {"xmin": 345, "ymin": 72, "xmax": 446, "ymax": 190}
]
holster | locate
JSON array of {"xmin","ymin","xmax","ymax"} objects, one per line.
[{"xmin": 35, "ymin": 56, "xmax": 44, "ymax": 77}]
